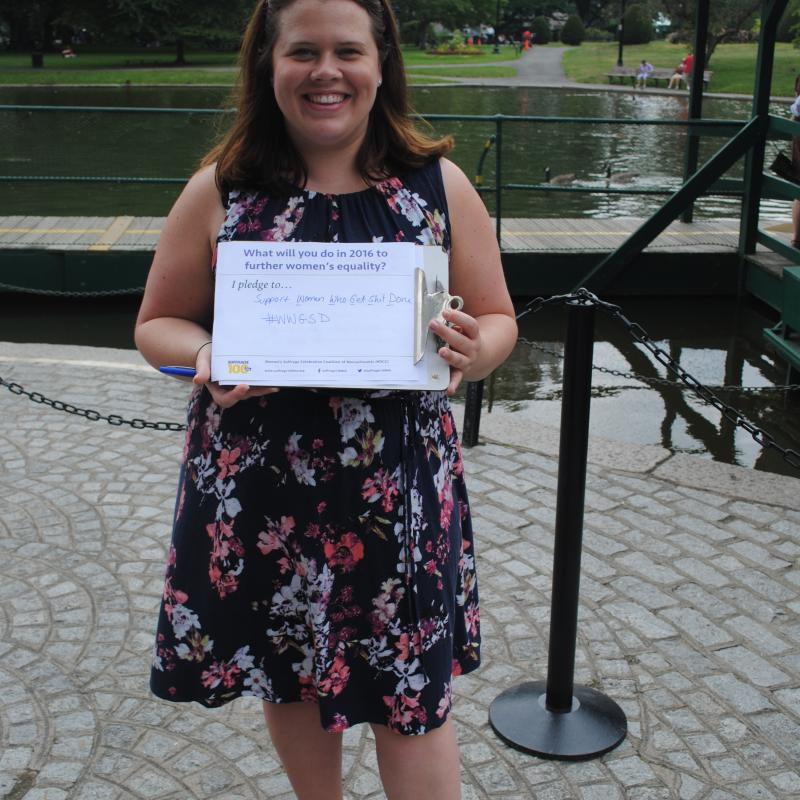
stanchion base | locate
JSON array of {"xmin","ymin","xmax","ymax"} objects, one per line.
[{"xmin": 489, "ymin": 680, "xmax": 627, "ymax": 760}]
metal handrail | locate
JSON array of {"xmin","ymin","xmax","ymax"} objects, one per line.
[{"xmin": 0, "ymin": 104, "xmax": 748, "ymax": 247}]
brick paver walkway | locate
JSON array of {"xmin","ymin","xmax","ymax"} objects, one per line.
[{"xmin": 1, "ymin": 342, "xmax": 799, "ymax": 800}]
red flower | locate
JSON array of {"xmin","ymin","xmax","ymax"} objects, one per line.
[
  {"xmin": 319, "ymin": 653, "xmax": 350, "ymax": 697},
  {"xmin": 323, "ymin": 532, "xmax": 365, "ymax": 572}
]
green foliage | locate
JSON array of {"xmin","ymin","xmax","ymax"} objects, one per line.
[
  {"xmin": 560, "ymin": 14, "xmax": 586, "ymax": 46},
  {"xmin": 531, "ymin": 16, "xmax": 551, "ymax": 45},
  {"xmin": 430, "ymin": 29, "xmax": 483, "ymax": 54},
  {"xmin": 778, "ymin": 3, "xmax": 800, "ymax": 43},
  {"xmin": 622, "ymin": 4, "xmax": 653, "ymax": 45},
  {"xmin": 584, "ymin": 26, "xmax": 614, "ymax": 42}
]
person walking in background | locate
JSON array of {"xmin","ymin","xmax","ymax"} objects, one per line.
[
  {"xmin": 790, "ymin": 74, "xmax": 800, "ymax": 247},
  {"xmin": 135, "ymin": 0, "xmax": 517, "ymax": 798},
  {"xmin": 635, "ymin": 59, "xmax": 653, "ymax": 90}
]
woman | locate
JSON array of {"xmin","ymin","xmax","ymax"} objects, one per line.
[
  {"xmin": 792, "ymin": 73, "xmax": 800, "ymax": 247},
  {"xmin": 134, "ymin": 0, "xmax": 517, "ymax": 798}
]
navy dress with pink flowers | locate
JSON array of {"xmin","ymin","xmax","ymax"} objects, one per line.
[{"xmin": 150, "ymin": 160, "xmax": 480, "ymax": 736}]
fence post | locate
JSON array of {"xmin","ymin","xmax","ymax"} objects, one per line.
[
  {"xmin": 488, "ymin": 298, "xmax": 627, "ymax": 759},
  {"xmin": 461, "ymin": 380, "xmax": 484, "ymax": 448}
]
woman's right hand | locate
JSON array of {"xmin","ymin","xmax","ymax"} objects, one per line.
[{"xmin": 193, "ymin": 344, "xmax": 279, "ymax": 409}]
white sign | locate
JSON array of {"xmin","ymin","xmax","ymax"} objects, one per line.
[{"xmin": 211, "ymin": 241, "xmax": 450, "ymax": 389}]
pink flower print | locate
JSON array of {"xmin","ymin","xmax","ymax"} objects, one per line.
[
  {"xmin": 317, "ymin": 501, "xmax": 327, "ymax": 514},
  {"xmin": 323, "ymin": 532, "xmax": 365, "ymax": 572},
  {"xmin": 167, "ymin": 545, "xmax": 177, "ymax": 568},
  {"xmin": 441, "ymin": 411, "xmax": 454, "ymax": 440},
  {"xmin": 465, "ymin": 601, "xmax": 480, "ymax": 637},
  {"xmin": 438, "ymin": 483, "xmax": 454, "ymax": 530},
  {"xmin": 395, "ymin": 631, "xmax": 420, "ymax": 661},
  {"xmin": 298, "ymin": 674, "xmax": 317, "ymax": 702},
  {"xmin": 319, "ymin": 653, "xmax": 351, "ymax": 697},
  {"xmin": 312, "ymin": 438, "xmax": 324, "ymax": 449},
  {"xmin": 361, "ymin": 468, "xmax": 399, "ymax": 513},
  {"xmin": 305, "ymin": 522, "xmax": 322, "ymax": 539},
  {"xmin": 424, "ymin": 209, "xmax": 447, "ymax": 246},
  {"xmin": 200, "ymin": 660, "xmax": 241, "ymax": 690},
  {"xmin": 383, "ymin": 691, "xmax": 427, "ymax": 732},
  {"xmin": 451, "ymin": 659, "xmax": 463, "ymax": 677},
  {"xmin": 326, "ymin": 713, "xmax": 349, "ymax": 733},
  {"xmin": 257, "ymin": 515, "xmax": 294, "ymax": 555},
  {"xmin": 216, "ymin": 447, "xmax": 241, "ymax": 480},
  {"xmin": 436, "ymin": 681, "xmax": 452, "ymax": 719}
]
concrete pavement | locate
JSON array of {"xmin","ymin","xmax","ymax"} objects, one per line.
[{"xmin": 1, "ymin": 341, "xmax": 799, "ymax": 800}]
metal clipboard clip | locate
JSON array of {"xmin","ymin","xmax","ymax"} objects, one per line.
[{"xmin": 413, "ymin": 267, "xmax": 464, "ymax": 364}]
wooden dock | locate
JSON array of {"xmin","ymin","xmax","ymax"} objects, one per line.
[{"xmin": 0, "ymin": 215, "xmax": 789, "ymax": 297}]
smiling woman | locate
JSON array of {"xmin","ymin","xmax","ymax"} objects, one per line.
[{"xmin": 133, "ymin": 2, "xmax": 517, "ymax": 798}]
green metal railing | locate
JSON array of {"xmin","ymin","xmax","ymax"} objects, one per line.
[
  {"xmin": 0, "ymin": 103, "xmax": 749, "ymax": 246},
  {"xmin": 0, "ymin": 103, "xmax": 796, "ymax": 281}
]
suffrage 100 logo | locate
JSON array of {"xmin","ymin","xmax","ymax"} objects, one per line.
[{"xmin": 227, "ymin": 361, "xmax": 252, "ymax": 375}]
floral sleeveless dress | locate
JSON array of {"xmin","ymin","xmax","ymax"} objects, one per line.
[{"xmin": 150, "ymin": 160, "xmax": 480, "ymax": 735}]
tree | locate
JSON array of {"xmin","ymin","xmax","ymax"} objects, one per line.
[
  {"xmin": 531, "ymin": 15, "xmax": 551, "ymax": 43},
  {"xmin": 622, "ymin": 3, "xmax": 653, "ymax": 44},
  {"xmin": 573, "ymin": 0, "xmax": 617, "ymax": 29},
  {"xmin": 0, "ymin": 0, "xmax": 251, "ymax": 60},
  {"xmin": 393, "ymin": 0, "xmax": 499, "ymax": 48},
  {"xmin": 560, "ymin": 13, "xmax": 586, "ymax": 43},
  {"xmin": 660, "ymin": 0, "xmax": 761, "ymax": 62}
]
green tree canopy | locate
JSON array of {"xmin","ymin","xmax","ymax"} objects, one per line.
[{"xmin": 660, "ymin": 0, "xmax": 761, "ymax": 61}]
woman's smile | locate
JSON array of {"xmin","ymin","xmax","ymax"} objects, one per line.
[{"xmin": 271, "ymin": 0, "xmax": 381, "ymax": 158}]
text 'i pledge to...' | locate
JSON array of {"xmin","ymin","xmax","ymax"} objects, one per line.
[{"xmin": 212, "ymin": 241, "xmax": 425, "ymax": 386}]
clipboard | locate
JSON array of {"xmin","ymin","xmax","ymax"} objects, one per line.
[{"xmin": 211, "ymin": 242, "xmax": 461, "ymax": 390}]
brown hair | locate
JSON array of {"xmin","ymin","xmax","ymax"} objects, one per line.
[{"xmin": 203, "ymin": 0, "xmax": 452, "ymax": 195}]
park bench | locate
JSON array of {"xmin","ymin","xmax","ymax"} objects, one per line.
[{"xmin": 605, "ymin": 66, "xmax": 712, "ymax": 89}]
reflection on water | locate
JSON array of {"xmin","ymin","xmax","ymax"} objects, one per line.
[
  {"xmin": 0, "ymin": 85, "xmax": 791, "ymax": 220},
  {"xmin": 0, "ymin": 293, "xmax": 797, "ymax": 478},
  {"xmin": 490, "ymin": 296, "xmax": 800, "ymax": 478}
]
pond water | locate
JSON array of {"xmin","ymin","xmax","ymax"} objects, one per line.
[
  {"xmin": 0, "ymin": 292, "xmax": 797, "ymax": 478},
  {"xmin": 2, "ymin": 84, "xmax": 798, "ymax": 478},
  {"xmin": 0, "ymin": 84, "xmax": 791, "ymax": 220}
]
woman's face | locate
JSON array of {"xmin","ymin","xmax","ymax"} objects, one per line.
[{"xmin": 271, "ymin": 0, "xmax": 382, "ymax": 160}]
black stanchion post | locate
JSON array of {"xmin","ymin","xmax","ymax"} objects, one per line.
[
  {"xmin": 488, "ymin": 299, "xmax": 627, "ymax": 759},
  {"xmin": 461, "ymin": 379, "xmax": 484, "ymax": 448}
]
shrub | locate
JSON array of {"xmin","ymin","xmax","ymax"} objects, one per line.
[
  {"xmin": 560, "ymin": 15, "xmax": 586, "ymax": 46},
  {"xmin": 584, "ymin": 26, "xmax": 615, "ymax": 42},
  {"xmin": 531, "ymin": 16, "xmax": 551, "ymax": 45},
  {"xmin": 777, "ymin": 9, "xmax": 800, "ymax": 43},
  {"xmin": 622, "ymin": 4, "xmax": 653, "ymax": 44},
  {"xmin": 429, "ymin": 29, "xmax": 483, "ymax": 54}
]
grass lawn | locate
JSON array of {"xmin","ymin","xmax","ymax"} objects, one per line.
[
  {"xmin": 562, "ymin": 40, "xmax": 800, "ymax": 95},
  {"xmin": 406, "ymin": 66, "xmax": 517, "ymax": 79},
  {"xmin": 0, "ymin": 45, "xmax": 520, "ymax": 85},
  {"xmin": 402, "ymin": 44, "xmax": 520, "ymax": 66}
]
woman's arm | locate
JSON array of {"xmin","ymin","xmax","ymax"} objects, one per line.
[
  {"xmin": 135, "ymin": 164, "xmax": 221, "ymax": 368},
  {"xmin": 434, "ymin": 158, "xmax": 518, "ymax": 395},
  {"xmin": 135, "ymin": 165, "xmax": 277, "ymax": 407}
]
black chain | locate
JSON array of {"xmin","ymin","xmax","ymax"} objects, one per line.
[
  {"xmin": 521, "ymin": 339, "xmax": 800, "ymax": 393},
  {"xmin": 519, "ymin": 289, "xmax": 800, "ymax": 470},
  {"xmin": 0, "ymin": 280, "xmax": 145, "ymax": 298},
  {"xmin": 0, "ymin": 375, "xmax": 186, "ymax": 432}
]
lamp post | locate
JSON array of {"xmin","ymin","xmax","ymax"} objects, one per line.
[
  {"xmin": 493, "ymin": 0, "xmax": 501, "ymax": 54},
  {"xmin": 617, "ymin": 0, "xmax": 626, "ymax": 66}
]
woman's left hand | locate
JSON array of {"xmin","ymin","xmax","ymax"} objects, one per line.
[{"xmin": 429, "ymin": 307, "xmax": 481, "ymax": 396}]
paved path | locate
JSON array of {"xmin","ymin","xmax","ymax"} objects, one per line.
[{"xmin": 1, "ymin": 341, "xmax": 799, "ymax": 800}]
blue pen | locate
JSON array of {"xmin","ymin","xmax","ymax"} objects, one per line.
[{"xmin": 159, "ymin": 366, "xmax": 197, "ymax": 378}]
